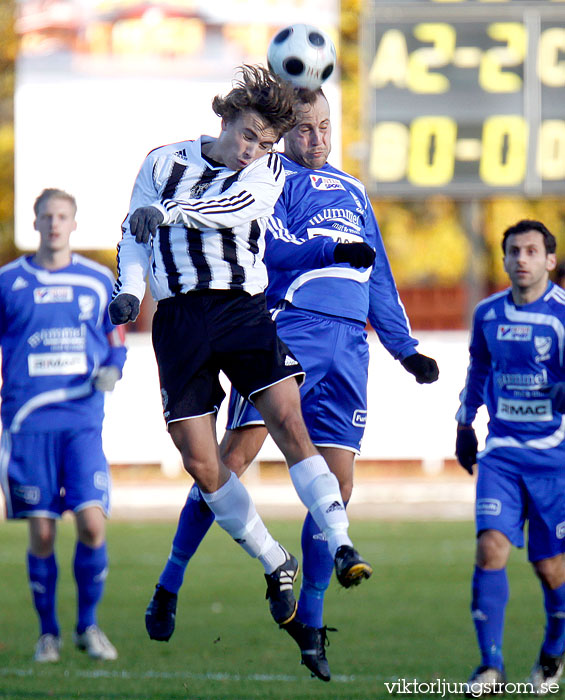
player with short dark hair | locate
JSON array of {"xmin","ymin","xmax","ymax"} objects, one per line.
[
  {"xmin": 0, "ymin": 188, "xmax": 126, "ymax": 663},
  {"xmin": 144, "ymin": 88, "xmax": 438, "ymax": 681},
  {"xmin": 110, "ymin": 67, "xmax": 372, "ymax": 640},
  {"xmin": 456, "ymin": 219, "xmax": 565, "ymax": 693}
]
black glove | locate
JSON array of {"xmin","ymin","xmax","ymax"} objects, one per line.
[
  {"xmin": 546, "ymin": 383, "xmax": 565, "ymax": 413},
  {"xmin": 334, "ymin": 242, "xmax": 376, "ymax": 268},
  {"xmin": 455, "ymin": 425, "xmax": 478, "ymax": 475},
  {"xmin": 400, "ymin": 353, "xmax": 439, "ymax": 384},
  {"xmin": 109, "ymin": 293, "xmax": 140, "ymax": 325},
  {"xmin": 129, "ymin": 206, "xmax": 164, "ymax": 244}
]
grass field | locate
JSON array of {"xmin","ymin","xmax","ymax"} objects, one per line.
[{"xmin": 0, "ymin": 518, "xmax": 549, "ymax": 699}]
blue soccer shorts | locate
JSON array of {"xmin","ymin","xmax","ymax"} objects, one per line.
[
  {"xmin": 226, "ymin": 305, "xmax": 369, "ymax": 453},
  {"xmin": 475, "ymin": 460, "xmax": 565, "ymax": 562},
  {"xmin": 1, "ymin": 427, "xmax": 111, "ymax": 519}
]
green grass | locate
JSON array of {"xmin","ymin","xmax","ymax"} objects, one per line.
[{"xmin": 0, "ymin": 519, "xmax": 547, "ymax": 699}]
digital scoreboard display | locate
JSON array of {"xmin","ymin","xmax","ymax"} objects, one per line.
[{"xmin": 361, "ymin": 1, "xmax": 565, "ymax": 196}]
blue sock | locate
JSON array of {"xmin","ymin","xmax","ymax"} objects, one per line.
[
  {"xmin": 159, "ymin": 484, "xmax": 215, "ymax": 594},
  {"xmin": 542, "ymin": 581, "xmax": 565, "ymax": 657},
  {"xmin": 73, "ymin": 541, "xmax": 107, "ymax": 634},
  {"xmin": 296, "ymin": 512, "xmax": 334, "ymax": 629},
  {"xmin": 27, "ymin": 551, "xmax": 59, "ymax": 637},
  {"xmin": 471, "ymin": 566, "xmax": 508, "ymax": 671}
]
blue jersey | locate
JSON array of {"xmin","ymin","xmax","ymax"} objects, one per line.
[
  {"xmin": 457, "ymin": 282, "xmax": 565, "ymax": 475},
  {"xmin": 264, "ymin": 155, "xmax": 417, "ymax": 361},
  {"xmin": 0, "ymin": 255, "xmax": 127, "ymax": 433}
]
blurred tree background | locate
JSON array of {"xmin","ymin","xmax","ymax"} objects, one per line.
[{"xmin": 0, "ymin": 1, "xmax": 17, "ymax": 265}]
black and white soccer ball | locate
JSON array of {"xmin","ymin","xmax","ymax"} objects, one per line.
[{"xmin": 267, "ymin": 23, "xmax": 336, "ymax": 91}]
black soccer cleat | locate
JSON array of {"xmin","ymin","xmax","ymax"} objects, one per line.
[
  {"xmin": 264, "ymin": 550, "xmax": 299, "ymax": 625},
  {"xmin": 334, "ymin": 545, "xmax": 373, "ymax": 588},
  {"xmin": 284, "ymin": 619, "xmax": 334, "ymax": 682},
  {"xmin": 465, "ymin": 665, "xmax": 506, "ymax": 697},
  {"xmin": 145, "ymin": 584, "xmax": 178, "ymax": 642},
  {"xmin": 529, "ymin": 650, "xmax": 565, "ymax": 694}
]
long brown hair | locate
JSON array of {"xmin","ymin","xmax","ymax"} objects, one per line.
[{"xmin": 212, "ymin": 65, "xmax": 297, "ymax": 140}]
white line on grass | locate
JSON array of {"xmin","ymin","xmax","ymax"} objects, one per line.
[{"xmin": 0, "ymin": 667, "xmax": 375, "ymax": 683}]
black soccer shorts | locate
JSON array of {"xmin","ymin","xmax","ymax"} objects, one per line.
[{"xmin": 152, "ymin": 290, "xmax": 304, "ymax": 424}]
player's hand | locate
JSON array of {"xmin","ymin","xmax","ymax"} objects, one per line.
[
  {"xmin": 546, "ymin": 382, "xmax": 565, "ymax": 413},
  {"xmin": 333, "ymin": 242, "xmax": 376, "ymax": 268},
  {"xmin": 455, "ymin": 424, "xmax": 478, "ymax": 475},
  {"xmin": 400, "ymin": 353, "xmax": 439, "ymax": 384},
  {"xmin": 109, "ymin": 293, "xmax": 140, "ymax": 325},
  {"xmin": 129, "ymin": 206, "xmax": 164, "ymax": 244},
  {"xmin": 94, "ymin": 365, "xmax": 121, "ymax": 392}
]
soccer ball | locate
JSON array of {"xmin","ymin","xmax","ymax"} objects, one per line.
[{"xmin": 267, "ymin": 23, "xmax": 336, "ymax": 91}]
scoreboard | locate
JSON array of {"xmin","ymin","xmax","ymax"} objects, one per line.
[{"xmin": 361, "ymin": 0, "xmax": 565, "ymax": 196}]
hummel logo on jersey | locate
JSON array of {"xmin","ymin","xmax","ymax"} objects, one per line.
[
  {"xmin": 284, "ymin": 355, "xmax": 299, "ymax": 366},
  {"xmin": 12, "ymin": 276, "xmax": 28, "ymax": 290},
  {"xmin": 326, "ymin": 500, "xmax": 343, "ymax": 513}
]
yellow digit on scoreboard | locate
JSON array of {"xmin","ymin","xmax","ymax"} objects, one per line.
[
  {"xmin": 479, "ymin": 23, "xmax": 526, "ymax": 93},
  {"xmin": 408, "ymin": 116, "xmax": 457, "ymax": 186},
  {"xmin": 537, "ymin": 120, "xmax": 565, "ymax": 180},
  {"xmin": 407, "ymin": 23, "xmax": 456, "ymax": 94},
  {"xmin": 370, "ymin": 122, "xmax": 409, "ymax": 182},
  {"xmin": 479, "ymin": 115, "xmax": 527, "ymax": 186}
]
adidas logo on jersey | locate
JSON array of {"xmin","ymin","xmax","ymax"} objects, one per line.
[
  {"xmin": 12, "ymin": 276, "xmax": 28, "ymax": 290},
  {"xmin": 326, "ymin": 500, "xmax": 343, "ymax": 513},
  {"xmin": 284, "ymin": 355, "xmax": 299, "ymax": 366}
]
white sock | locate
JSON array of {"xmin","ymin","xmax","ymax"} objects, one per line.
[
  {"xmin": 289, "ymin": 455, "xmax": 352, "ymax": 557},
  {"xmin": 201, "ymin": 473, "xmax": 285, "ymax": 573}
]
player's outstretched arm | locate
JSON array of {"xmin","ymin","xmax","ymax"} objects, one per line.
[
  {"xmin": 455, "ymin": 424, "xmax": 478, "ymax": 475},
  {"xmin": 400, "ymin": 352, "xmax": 439, "ymax": 384},
  {"xmin": 109, "ymin": 293, "xmax": 140, "ymax": 325}
]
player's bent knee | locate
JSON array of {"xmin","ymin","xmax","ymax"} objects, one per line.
[
  {"xmin": 532, "ymin": 557, "xmax": 565, "ymax": 589},
  {"xmin": 272, "ymin": 410, "xmax": 311, "ymax": 445},
  {"xmin": 29, "ymin": 520, "xmax": 56, "ymax": 556},
  {"xmin": 30, "ymin": 533, "xmax": 56, "ymax": 557},
  {"xmin": 222, "ymin": 449, "xmax": 250, "ymax": 476},
  {"xmin": 476, "ymin": 529, "xmax": 511, "ymax": 569}
]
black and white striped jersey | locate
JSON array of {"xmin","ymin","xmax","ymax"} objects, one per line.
[{"xmin": 114, "ymin": 136, "xmax": 285, "ymax": 302}]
